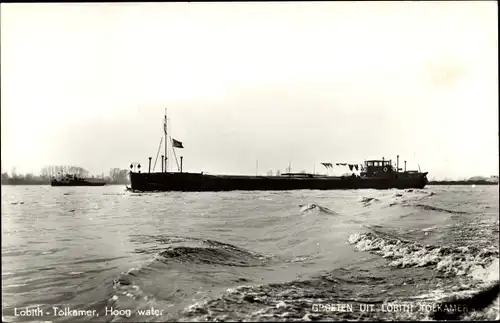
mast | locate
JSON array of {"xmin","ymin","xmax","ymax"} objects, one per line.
[
  {"xmin": 164, "ymin": 108, "xmax": 168, "ymax": 173},
  {"xmin": 168, "ymin": 115, "xmax": 172, "ymax": 172},
  {"xmin": 168, "ymin": 113, "xmax": 180, "ymax": 171},
  {"xmin": 153, "ymin": 137, "xmax": 163, "ymax": 172}
]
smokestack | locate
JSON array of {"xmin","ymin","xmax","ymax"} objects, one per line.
[
  {"xmin": 404, "ymin": 161, "xmax": 407, "ymax": 172},
  {"xmin": 161, "ymin": 155, "xmax": 164, "ymax": 172},
  {"xmin": 397, "ymin": 155, "xmax": 399, "ymax": 173},
  {"xmin": 148, "ymin": 157, "xmax": 152, "ymax": 173},
  {"xmin": 180, "ymin": 156, "xmax": 183, "ymax": 173}
]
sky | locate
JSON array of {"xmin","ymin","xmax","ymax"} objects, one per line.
[{"xmin": 1, "ymin": 2, "xmax": 498, "ymax": 180}]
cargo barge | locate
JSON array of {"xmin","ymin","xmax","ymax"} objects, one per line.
[{"xmin": 128, "ymin": 112, "xmax": 428, "ymax": 192}]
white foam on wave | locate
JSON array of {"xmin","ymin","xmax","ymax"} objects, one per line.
[
  {"xmin": 360, "ymin": 189, "xmax": 435, "ymax": 210},
  {"xmin": 409, "ymin": 288, "xmax": 478, "ymax": 301},
  {"xmin": 347, "ymin": 232, "xmax": 499, "ymax": 283},
  {"xmin": 468, "ymin": 258, "xmax": 499, "ymax": 284}
]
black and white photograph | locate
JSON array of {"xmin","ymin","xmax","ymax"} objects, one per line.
[{"xmin": 1, "ymin": 1, "xmax": 498, "ymax": 322}]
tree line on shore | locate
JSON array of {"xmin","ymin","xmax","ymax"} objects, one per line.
[
  {"xmin": 1, "ymin": 165, "xmax": 130, "ymax": 185},
  {"xmin": 1, "ymin": 165, "xmax": 497, "ymax": 185}
]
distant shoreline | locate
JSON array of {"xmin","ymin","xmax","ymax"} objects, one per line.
[
  {"xmin": 1, "ymin": 182, "xmax": 128, "ymax": 186},
  {"xmin": 428, "ymin": 181, "xmax": 498, "ymax": 186},
  {"xmin": 2, "ymin": 181, "xmax": 497, "ymax": 186}
]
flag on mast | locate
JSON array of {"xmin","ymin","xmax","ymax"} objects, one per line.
[
  {"xmin": 172, "ymin": 138, "xmax": 184, "ymax": 148},
  {"xmin": 321, "ymin": 162, "xmax": 333, "ymax": 169}
]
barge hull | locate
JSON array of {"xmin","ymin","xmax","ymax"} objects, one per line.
[{"xmin": 129, "ymin": 172, "xmax": 428, "ymax": 192}]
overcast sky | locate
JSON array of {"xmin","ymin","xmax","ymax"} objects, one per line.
[{"xmin": 1, "ymin": 2, "xmax": 498, "ymax": 180}]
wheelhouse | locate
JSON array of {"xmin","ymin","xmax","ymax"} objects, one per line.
[{"xmin": 362, "ymin": 159, "xmax": 394, "ymax": 177}]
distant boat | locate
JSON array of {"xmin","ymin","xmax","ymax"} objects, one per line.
[
  {"xmin": 127, "ymin": 111, "xmax": 429, "ymax": 192},
  {"xmin": 51, "ymin": 174, "xmax": 106, "ymax": 187}
]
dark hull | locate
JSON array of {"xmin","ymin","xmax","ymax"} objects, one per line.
[
  {"xmin": 51, "ymin": 181, "xmax": 106, "ymax": 187},
  {"xmin": 129, "ymin": 172, "xmax": 428, "ymax": 192}
]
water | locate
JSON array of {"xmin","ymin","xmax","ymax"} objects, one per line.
[{"xmin": 2, "ymin": 185, "xmax": 499, "ymax": 322}]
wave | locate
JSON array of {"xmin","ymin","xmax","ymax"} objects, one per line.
[
  {"xmin": 106, "ymin": 229, "xmax": 499, "ymax": 322},
  {"xmin": 359, "ymin": 197, "xmax": 380, "ymax": 206},
  {"xmin": 347, "ymin": 230, "xmax": 498, "ymax": 281},
  {"xmin": 343, "ymin": 226, "xmax": 499, "ymax": 320},
  {"xmin": 166, "ymin": 225, "xmax": 496, "ymax": 321},
  {"xmin": 429, "ymin": 281, "xmax": 499, "ymax": 321},
  {"xmin": 385, "ymin": 200, "xmax": 468, "ymax": 215},
  {"xmin": 107, "ymin": 235, "xmax": 271, "ymax": 321},
  {"xmin": 176, "ymin": 275, "xmax": 397, "ymax": 322},
  {"xmin": 409, "ymin": 203, "xmax": 469, "ymax": 215},
  {"xmin": 158, "ymin": 245, "xmax": 266, "ymax": 268},
  {"xmin": 130, "ymin": 235, "xmax": 269, "ymax": 267},
  {"xmin": 404, "ymin": 189, "xmax": 435, "ymax": 195},
  {"xmin": 394, "ymin": 189, "xmax": 436, "ymax": 200},
  {"xmin": 359, "ymin": 189, "xmax": 436, "ymax": 210},
  {"xmin": 175, "ymin": 266, "xmax": 498, "ymax": 322},
  {"xmin": 299, "ymin": 203, "xmax": 337, "ymax": 215}
]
